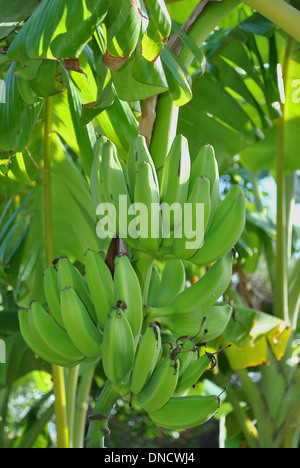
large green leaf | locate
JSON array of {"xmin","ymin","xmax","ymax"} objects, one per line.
[
  {"xmin": 224, "ymin": 305, "xmax": 292, "ymax": 369},
  {"xmin": 0, "ymin": 64, "xmax": 42, "ymax": 152},
  {"xmin": 177, "ymin": 71, "xmax": 257, "ymax": 172},
  {"xmin": 7, "ymin": 0, "xmax": 110, "ymax": 60},
  {"xmin": 161, "ymin": 45, "xmax": 192, "ymax": 106},
  {"xmin": 0, "ymin": 0, "xmax": 40, "ymax": 40},
  {"xmin": 240, "ymin": 54, "xmax": 300, "ymax": 173}
]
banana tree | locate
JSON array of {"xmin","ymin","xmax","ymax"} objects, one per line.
[{"xmin": 0, "ymin": 0, "xmax": 299, "ymax": 449}]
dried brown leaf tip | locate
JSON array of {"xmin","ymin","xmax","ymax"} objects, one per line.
[{"xmin": 103, "ymin": 52, "xmax": 132, "ymax": 71}]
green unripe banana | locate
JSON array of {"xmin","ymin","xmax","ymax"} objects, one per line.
[
  {"xmin": 191, "ymin": 189, "xmax": 246, "ymax": 267},
  {"xmin": 43, "ymin": 266, "xmax": 64, "ymax": 328},
  {"xmin": 133, "ymin": 161, "xmax": 162, "ymax": 253},
  {"xmin": 114, "ymin": 254, "xmax": 143, "ymax": 342},
  {"xmin": 56, "ymin": 256, "xmax": 97, "ymax": 324},
  {"xmin": 27, "ymin": 301, "xmax": 85, "ymax": 364},
  {"xmin": 148, "ymin": 394, "xmax": 221, "ymax": 430},
  {"xmin": 85, "ymin": 249, "xmax": 115, "ymax": 328},
  {"xmin": 135, "ymin": 355, "xmax": 180, "ymax": 412},
  {"xmin": 60, "ymin": 287, "xmax": 102, "ymax": 358},
  {"xmin": 18, "ymin": 308, "xmax": 82, "ymax": 368},
  {"xmin": 157, "ymin": 303, "xmax": 233, "ymax": 341},
  {"xmin": 102, "ymin": 303, "xmax": 135, "ymax": 383},
  {"xmin": 126, "ymin": 134, "xmax": 159, "ymax": 201},
  {"xmin": 130, "ymin": 322, "xmax": 162, "ymax": 395},
  {"xmin": 154, "ymin": 258, "xmax": 186, "ymax": 308},
  {"xmin": 173, "ymin": 176, "xmax": 211, "ymax": 260},
  {"xmin": 174, "ymin": 353, "xmax": 211, "ymax": 396},
  {"xmin": 189, "ymin": 144, "xmax": 219, "ymax": 230},
  {"xmin": 147, "ymin": 252, "xmax": 233, "ymax": 320}
]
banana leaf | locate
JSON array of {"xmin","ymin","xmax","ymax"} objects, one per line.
[
  {"xmin": 0, "ymin": 0, "xmax": 40, "ymax": 40},
  {"xmin": 0, "ymin": 64, "xmax": 42, "ymax": 152},
  {"xmin": 224, "ymin": 305, "xmax": 292, "ymax": 369},
  {"xmin": 7, "ymin": 0, "xmax": 110, "ymax": 60}
]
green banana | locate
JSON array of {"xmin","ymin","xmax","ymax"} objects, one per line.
[
  {"xmin": 147, "ymin": 252, "xmax": 233, "ymax": 319},
  {"xmin": 102, "ymin": 303, "xmax": 135, "ymax": 383},
  {"xmin": 126, "ymin": 134, "xmax": 159, "ymax": 201},
  {"xmin": 154, "ymin": 258, "xmax": 186, "ymax": 308},
  {"xmin": 133, "ymin": 161, "xmax": 162, "ymax": 253},
  {"xmin": 84, "ymin": 249, "xmax": 115, "ymax": 328},
  {"xmin": 18, "ymin": 308, "xmax": 81, "ymax": 368},
  {"xmin": 174, "ymin": 353, "xmax": 212, "ymax": 396},
  {"xmin": 56, "ymin": 256, "xmax": 97, "ymax": 324},
  {"xmin": 160, "ymin": 135, "xmax": 191, "ymax": 235},
  {"xmin": 173, "ymin": 176, "xmax": 211, "ymax": 260},
  {"xmin": 210, "ymin": 185, "xmax": 243, "ymax": 228},
  {"xmin": 147, "ymin": 264, "xmax": 161, "ymax": 306},
  {"xmin": 98, "ymin": 140, "xmax": 132, "ymax": 242},
  {"xmin": 189, "ymin": 144, "xmax": 219, "ymax": 230},
  {"xmin": 191, "ymin": 193, "xmax": 246, "ymax": 267},
  {"xmin": 135, "ymin": 355, "xmax": 180, "ymax": 412},
  {"xmin": 90, "ymin": 136, "xmax": 108, "ymax": 210},
  {"xmin": 148, "ymin": 394, "xmax": 221, "ymax": 430},
  {"xmin": 130, "ymin": 322, "xmax": 162, "ymax": 395},
  {"xmin": 43, "ymin": 266, "xmax": 64, "ymax": 328},
  {"xmin": 27, "ymin": 302, "xmax": 85, "ymax": 365},
  {"xmin": 60, "ymin": 287, "xmax": 102, "ymax": 358},
  {"xmin": 114, "ymin": 254, "xmax": 143, "ymax": 341},
  {"xmin": 156, "ymin": 303, "xmax": 233, "ymax": 341}
]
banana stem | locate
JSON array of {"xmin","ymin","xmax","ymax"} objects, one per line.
[
  {"xmin": 242, "ymin": 0, "xmax": 300, "ymax": 43},
  {"xmin": 275, "ymin": 37, "xmax": 294, "ymax": 323},
  {"xmin": 85, "ymin": 380, "xmax": 119, "ymax": 449},
  {"xmin": 73, "ymin": 366, "xmax": 96, "ymax": 448},
  {"xmin": 66, "ymin": 366, "xmax": 80, "ymax": 449},
  {"xmin": 43, "ymin": 96, "xmax": 69, "ymax": 449}
]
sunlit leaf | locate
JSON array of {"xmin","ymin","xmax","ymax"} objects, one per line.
[
  {"xmin": 7, "ymin": 0, "xmax": 110, "ymax": 60},
  {"xmin": 0, "ymin": 64, "xmax": 42, "ymax": 152}
]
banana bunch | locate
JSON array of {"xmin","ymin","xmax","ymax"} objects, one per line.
[
  {"xmin": 18, "ymin": 246, "xmax": 234, "ymax": 433},
  {"xmin": 91, "ymin": 134, "xmax": 246, "ymax": 264}
]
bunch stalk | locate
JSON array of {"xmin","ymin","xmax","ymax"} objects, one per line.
[{"xmin": 86, "ymin": 380, "xmax": 119, "ymax": 448}]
